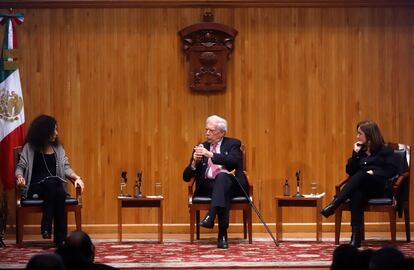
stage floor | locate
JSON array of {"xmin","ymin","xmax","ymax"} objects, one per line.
[{"xmin": 1, "ymin": 232, "xmax": 411, "ymax": 270}]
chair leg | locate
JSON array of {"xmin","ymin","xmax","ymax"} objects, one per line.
[
  {"xmin": 75, "ymin": 208, "xmax": 82, "ymax": 231},
  {"xmin": 243, "ymin": 210, "xmax": 247, "ymax": 239},
  {"xmin": 404, "ymin": 206, "xmax": 411, "ymax": 242},
  {"xmin": 196, "ymin": 210, "xmax": 200, "ymax": 240},
  {"xmin": 189, "ymin": 208, "xmax": 195, "ymax": 243},
  {"xmin": 15, "ymin": 209, "xmax": 19, "ymax": 245},
  {"xmin": 389, "ymin": 209, "xmax": 397, "ymax": 242},
  {"xmin": 335, "ymin": 209, "xmax": 342, "ymax": 245},
  {"xmin": 247, "ymin": 208, "xmax": 253, "ymax": 244},
  {"xmin": 16, "ymin": 209, "xmax": 24, "ymax": 245},
  {"xmin": 361, "ymin": 215, "xmax": 365, "ymax": 241}
]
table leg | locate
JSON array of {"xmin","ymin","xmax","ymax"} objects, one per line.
[
  {"xmin": 316, "ymin": 198, "xmax": 322, "ymax": 242},
  {"xmin": 118, "ymin": 200, "xmax": 122, "ymax": 242},
  {"xmin": 158, "ymin": 200, "xmax": 163, "ymax": 243},
  {"xmin": 276, "ymin": 199, "xmax": 282, "ymax": 242}
]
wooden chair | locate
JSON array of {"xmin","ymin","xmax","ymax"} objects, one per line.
[
  {"xmin": 14, "ymin": 146, "xmax": 83, "ymax": 245},
  {"xmin": 334, "ymin": 143, "xmax": 411, "ymax": 244},
  {"xmin": 187, "ymin": 145, "xmax": 253, "ymax": 243}
]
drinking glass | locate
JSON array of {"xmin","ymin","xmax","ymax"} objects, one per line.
[
  {"xmin": 310, "ymin": 181, "xmax": 317, "ymax": 195},
  {"xmin": 155, "ymin": 182, "xmax": 162, "ymax": 197}
]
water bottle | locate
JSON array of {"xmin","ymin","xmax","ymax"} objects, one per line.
[
  {"xmin": 134, "ymin": 180, "xmax": 139, "ymax": 197},
  {"xmin": 283, "ymin": 178, "xmax": 290, "ymax": 196}
]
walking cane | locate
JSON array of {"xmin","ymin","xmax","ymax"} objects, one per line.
[{"xmin": 227, "ymin": 170, "xmax": 279, "ymax": 246}]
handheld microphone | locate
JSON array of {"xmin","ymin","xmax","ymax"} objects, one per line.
[{"xmin": 196, "ymin": 144, "xmax": 206, "ymax": 164}]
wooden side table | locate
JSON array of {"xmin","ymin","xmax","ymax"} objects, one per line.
[
  {"xmin": 274, "ymin": 196, "xmax": 322, "ymax": 242},
  {"xmin": 117, "ymin": 196, "xmax": 164, "ymax": 243}
]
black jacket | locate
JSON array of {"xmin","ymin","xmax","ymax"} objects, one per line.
[{"xmin": 345, "ymin": 145, "xmax": 400, "ymax": 179}]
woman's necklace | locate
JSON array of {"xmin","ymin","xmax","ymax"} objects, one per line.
[{"xmin": 41, "ymin": 146, "xmax": 58, "ymax": 177}]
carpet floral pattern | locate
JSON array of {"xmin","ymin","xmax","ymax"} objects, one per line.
[{"xmin": 0, "ymin": 239, "xmax": 413, "ymax": 269}]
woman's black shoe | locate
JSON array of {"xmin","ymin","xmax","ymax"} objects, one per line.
[
  {"xmin": 320, "ymin": 199, "xmax": 340, "ymax": 218},
  {"xmin": 42, "ymin": 231, "xmax": 51, "ymax": 239},
  {"xmin": 350, "ymin": 227, "xmax": 362, "ymax": 248},
  {"xmin": 199, "ymin": 215, "xmax": 214, "ymax": 229}
]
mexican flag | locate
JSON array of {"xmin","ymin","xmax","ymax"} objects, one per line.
[{"xmin": 0, "ymin": 12, "xmax": 25, "ymax": 191}]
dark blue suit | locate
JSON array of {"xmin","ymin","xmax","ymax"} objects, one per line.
[{"xmin": 183, "ymin": 137, "xmax": 248, "ymax": 228}]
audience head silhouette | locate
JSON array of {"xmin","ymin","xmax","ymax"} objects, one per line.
[
  {"xmin": 56, "ymin": 231, "xmax": 95, "ymax": 270},
  {"xmin": 65, "ymin": 230, "xmax": 95, "ymax": 261},
  {"xmin": 369, "ymin": 247, "xmax": 405, "ymax": 270},
  {"xmin": 353, "ymin": 248, "xmax": 374, "ymax": 270},
  {"xmin": 330, "ymin": 244, "xmax": 359, "ymax": 270},
  {"xmin": 56, "ymin": 230, "xmax": 117, "ymax": 270},
  {"xmin": 25, "ymin": 253, "xmax": 65, "ymax": 270}
]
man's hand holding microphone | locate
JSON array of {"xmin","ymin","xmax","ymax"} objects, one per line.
[{"xmin": 191, "ymin": 144, "xmax": 213, "ymax": 170}]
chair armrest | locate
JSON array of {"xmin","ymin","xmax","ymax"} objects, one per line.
[
  {"xmin": 15, "ymin": 180, "xmax": 23, "ymax": 206},
  {"xmin": 187, "ymin": 177, "xmax": 195, "ymax": 205},
  {"xmin": 394, "ymin": 172, "xmax": 409, "ymax": 187},
  {"xmin": 335, "ymin": 177, "xmax": 350, "ymax": 194},
  {"xmin": 67, "ymin": 177, "xmax": 83, "ymax": 203},
  {"xmin": 392, "ymin": 172, "xmax": 409, "ymax": 194},
  {"xmin": 243, "ymin": 171, "xmax": 253, "ymax": 199}
]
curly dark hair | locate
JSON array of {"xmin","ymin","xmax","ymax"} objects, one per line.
[
  {"xmin": 357, "ymin": 120, "xmax": 385, "ymax": 154},
  {"xmin": 26, "ymin": 114, "xmax": 60, "ymax": 149}
]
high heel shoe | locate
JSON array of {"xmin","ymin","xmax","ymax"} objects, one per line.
[
  {"xmin": 320, "ymin": 198, "xmax": 340, "ymax": 218},
  {"xmin": 349, "ymin": 226, "xmax": 362, "ymax": 248}
]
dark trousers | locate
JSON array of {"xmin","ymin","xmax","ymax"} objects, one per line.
[
  {"xmin": 28, "ymin": 178, "xmax": 67, "ymax": 243},
  {"xmin": 196, "ymin": 172, "xmax": 247, "ymax": 230},
  {"xmin": 336, "ymin": 171, "xmax": 386, "ymax": 227}
]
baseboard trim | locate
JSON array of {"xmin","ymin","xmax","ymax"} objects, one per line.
[{"xmin": 6, "ymin": 222, "xmax": 413, "ymax": 234}]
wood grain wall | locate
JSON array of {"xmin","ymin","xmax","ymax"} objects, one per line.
[{"xmin": 4, "ymin": 6, "xmax": 414, "ymax": 234}]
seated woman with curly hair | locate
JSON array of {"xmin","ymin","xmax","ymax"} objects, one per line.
[{"xmin": 15, "ymin": 114, "xmax": 84, "ymax": 246}]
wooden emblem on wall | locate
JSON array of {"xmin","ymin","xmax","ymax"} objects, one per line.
[{"xmin": 178, "ymin": 12, "xmax": 237, "ymax": 92}]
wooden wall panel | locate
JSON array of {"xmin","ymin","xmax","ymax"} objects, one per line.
[{"xmin": 4, "ymin": 7, "xmax": 413, "ymax": 233}]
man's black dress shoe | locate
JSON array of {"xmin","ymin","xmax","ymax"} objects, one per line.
[
  {"xmin": 42, "ymin": 231, "xmax": 51, "ymax": 239},
  {"xmin": 217, "ymin": 235, "xmax": 228, "ymax": 249},
  {"xmin": 199, "ymin": 215, "xmax": 214, "ymax": 229}
]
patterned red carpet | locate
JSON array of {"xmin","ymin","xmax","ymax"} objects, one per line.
[{"xmin": 0, "ymin": 239, "xmax": 413, "ymax": 269}]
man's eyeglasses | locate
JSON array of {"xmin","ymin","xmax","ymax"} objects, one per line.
[{"xmin": 205, "ymin": 128, "xmax": 218, "ymax": 133}]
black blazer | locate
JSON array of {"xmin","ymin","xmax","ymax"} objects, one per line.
[
  {"xmin": 345, "ymin": 145, "xmax": 400, "ymax": 179},
  {"xmin": 183, "ymin": 137, "xmax": 247, "ymax": 190}
]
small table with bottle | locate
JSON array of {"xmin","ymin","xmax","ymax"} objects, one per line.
[
  {"xmin": 117, "ymin": 196, "xmax": 164, "ymax": 243},
  {"xmin": 117, "ymin": 171, "xmax": 164, "ymax": 243},
  {"xmin": 275, "ymin": 175, "xmax": 323, "ymax": 242},
  {"xmin": 274, "ymin": 196, "xmax": 323, "ymax": 242}
]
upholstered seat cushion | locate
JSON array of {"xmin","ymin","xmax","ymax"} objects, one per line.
[
  {"xmin": 343, "ymin": 197, "xmax": 393, "ymax": 206},
  {"xmin": 192, "ymin": 196, "xmax": 249, "ymax": 204},
  {"xmin": 367, "ymin": 198, "xmax": 393, "ymax": 205},
  {"xmin": 21, "ymin": 197, "xmax": 78, "ymax": 206}
]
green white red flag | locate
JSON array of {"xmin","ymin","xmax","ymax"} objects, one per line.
[{"xmin": 0, "ymin": 12, "xmax": 25, "ymax": 190}]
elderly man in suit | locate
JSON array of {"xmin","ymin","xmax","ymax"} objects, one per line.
[{"xmin": 183, "ymin": 115, "xmax": 248, "ymax": 249}]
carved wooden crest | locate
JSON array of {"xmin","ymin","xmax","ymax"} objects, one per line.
[{"xmin": 179, "ymin": 18, "xmax": 237, "ymax": 92}]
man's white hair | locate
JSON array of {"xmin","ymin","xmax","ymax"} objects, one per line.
[{"xmin": 206, "ymin": 115, "xmax": 227, "ymax": 133}]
